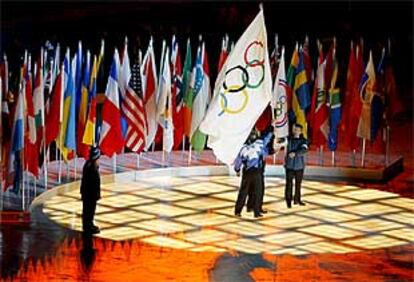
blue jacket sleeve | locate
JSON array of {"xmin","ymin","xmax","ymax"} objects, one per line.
[
  {"xmin": 234, "ymin": 151, "xmax": 243, "ymax": 172},
  {"xmin": 296, "ymin": 139, "xmax": 309, "ymax": 156}
]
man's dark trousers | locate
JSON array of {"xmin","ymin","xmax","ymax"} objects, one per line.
[
  {"xmin": 285, "ymin": 169, "xmax": 304, "ymax": 205},
  {"xmin": 235, "ymin": 168, "xmax": 262, "ymax": 216}
]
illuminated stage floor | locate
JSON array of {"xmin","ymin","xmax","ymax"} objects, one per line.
[{"xmin": 42, "ymin": 175, "xmax": 414, "ymax": 255}]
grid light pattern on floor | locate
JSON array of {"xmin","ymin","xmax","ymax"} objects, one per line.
[{"xmin": 42, "ymin": 175, "xmax": 414, "ymax": 254}]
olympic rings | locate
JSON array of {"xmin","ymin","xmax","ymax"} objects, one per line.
[
  {"xmin": 275, "ymin": 114, "xmax": 288, "ymax": 128},
  {"xmin": 218, "ymin": 85, "xmax": 249, "ymax": 116},
  {"xmin": 222, "ymin": 65, "xmax": 249, "ymax": 93},
  {"xmin": 244, "ymin": 41, "xmax": 265, "ymax": 67},
  {"xmin": 218, "ymin": 40, "xmax": 265, "ymax": 116},
  {"xmin": 275, "ymin": 95, "xmax": 287, "ymax": 117},
  {"xmin": 242, "ymin": 60, "xmax": 265, "ymax": 89}
]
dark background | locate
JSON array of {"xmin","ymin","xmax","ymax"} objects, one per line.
[{"xmin": 1, "ymin": 0, "xmax": 413, "ymax": 103}]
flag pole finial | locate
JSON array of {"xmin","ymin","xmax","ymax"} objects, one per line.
[{"xmin": 259, "ymin": 3, "xmax": 264, "ymax": 11}]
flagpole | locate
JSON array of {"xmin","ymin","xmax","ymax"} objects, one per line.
[
  {"xmin": 385, "ymin": 126, "xmax": 390, "ymax": 166},
  {"xmin": 113, "ymin": 153, "xmax": 117, "ymax": 173},
  {"xmin": 34, "ymin": 177, "xmax": 37, "ymax": 198},
  {"xmin": 43, "ymin": 57, "xmax": 51, "ymax": 191},
  {"xmin": 22, "ymin": 153, "xmax": 25, "ymax": 211},
  {"xmin": 162, "ymin": 150, "xmax": 165, "ymax": 167},
  {"xmin": 352, "ymin": 149, "xmax": 356, "ymax": 167},
  {"xmin": 331, "ymin": 151, "xmax": 335, "ymax": 166},
  {"xmin": 66, "ymin": 161, "xmax": 69, "ymax": 181},
  {"xmin": 182, "ymin": 135, "xmax": 185, "ymax": 155},
  {"xmin": 74, "ymin": 157, "xmax": 77, "ymax": 180},
  {"xmin": 188, "ymin": 145, "xmax": 192, "ymax": 165},
  {"xmin": 361, "ymin": 138, "xmax": 366, "ymax": 167},
  {"xmin": 319, "ymin": 145, "xmax": 324, "ymax": 166},
  {"xmin": 58, "ymin": 144, "xmax": 62, "ymax": 183}
]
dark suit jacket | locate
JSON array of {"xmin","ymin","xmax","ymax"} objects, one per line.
[{"xmin": 80, "ymin": 161, "xmax": 101, "ymax": 201}]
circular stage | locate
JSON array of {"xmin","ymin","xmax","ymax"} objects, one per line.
[{"xmin": 38, "ymin": 168, "xmax": 414, "ymax": 255}]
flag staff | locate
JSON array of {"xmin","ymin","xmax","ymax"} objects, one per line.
[
  {"xmin": 113, "ymin": 154, "xmax": 117, "ymax": 173},
  {"xmin": 22, "ymin": 153, "xmax": 25, "ymax": 211},
  {"xmin": 361, "ymin": 138, "xmax": 366, "ymax": 167},
  {"xmin": 385, "ymin": 125, "xmax": 390, "ymax": 166},
  {"xmin": 182, "ymin": 135, "xmax": 185, "ymax": 155},
  {"xmin": 320, "ymin": 145, "xmax": 324, "ymax": 166},
  {"xmin": 0, "ymin": 76, "xmax": 2, "ymax": 208},
  {"xmin": 74, "ymin": 157, "xmax": 77, "ymax": 180},
  {"xmin": 188, "ymin": 145, "xmax": 192, "ymax": 165},
  {"xmin": 352, "ymin": 149, "xmax": 356, "ymax": 167}
]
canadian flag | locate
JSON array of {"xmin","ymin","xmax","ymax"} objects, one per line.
[{"xmin": 99, "ymin": 49, "xmax": 124, "ymax": 157}]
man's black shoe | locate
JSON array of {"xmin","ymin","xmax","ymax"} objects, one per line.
[
  {"xmin": 260, "ymin": 209, "xmax": 268, "ymax": 214},
  {"xmin": 286, "ymin": 202, "xmax": 292, "ymax": 208},
  {"xmin": 254, "ymin": 213, "xmax": 263, "ymax": 218},
  {"xmin": 246, "ymin": 207, "xmax": 253, "ymax": 212},
  {"xmin": 235, "ymin": 212, "xmax": 242, "ymax": 217}
]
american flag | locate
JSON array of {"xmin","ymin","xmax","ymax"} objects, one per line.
[{"xmin": 123, "ymin": 61, "xmax": 147, "ymax": 153}]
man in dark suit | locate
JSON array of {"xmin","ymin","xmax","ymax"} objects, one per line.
[
  {"xmin": 80, "ymin": 146, "xmax": 101, "ymax": 234},
  {"xmin": 285, "ymin": 123, "xmax": 309, "ymax": 208}
]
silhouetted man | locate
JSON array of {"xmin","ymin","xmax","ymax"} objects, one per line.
[{"xmin": 80, "ymin": 147, "xmax": 101, "ymax": 234}]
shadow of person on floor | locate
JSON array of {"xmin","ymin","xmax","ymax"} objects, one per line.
[{"xmin": 80, "ymin": 232, "xmax": 96, "ymax": 275}]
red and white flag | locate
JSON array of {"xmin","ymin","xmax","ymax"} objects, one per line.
[
  {"xmin": 120, "ymin": 40, "xmax": 147, "ymax": 153},
  {"xmin": 99, "ymin": 49, "xmax": 124, "ymax": 157}
]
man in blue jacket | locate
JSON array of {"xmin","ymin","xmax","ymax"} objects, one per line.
[
  {"xmin": 285, "ymin": 123, "xmax": 309, "ymax": 208},
  {"xmin": 234, "ymin": 127, "xmax": 274, "ymax": 218}
]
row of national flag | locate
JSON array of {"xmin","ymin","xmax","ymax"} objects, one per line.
[
  {"xmin": 0, "ymin": 18, "xmax": 405, "ymax": 189},
  {"xmin": 270, "ymin": 36, "xmax": 403, "ymax": 159}
]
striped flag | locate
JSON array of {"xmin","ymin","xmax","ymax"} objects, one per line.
[
  {"xmin": 8, "ymin": 62, "xmax": 26, "ymax": 191},
  {"xmin": 77, "ymin": 50, "xmax": 91, "ymax": 159},
  {"xmin": 82, "ymin": 55, "xmax": 98, "ymax": 149},
  {"xmin": 120, "ymin": 42, "xmax": 147, "ymax": 153},
  {"xmin": 292, "ymin": 48, "xmax": 310, "ymax": 138},
  {"xmin": 57, "ymin": 49, "xmax": 77, "ymax": 161},
  {"xmin": 99, "ymin": 49, "xmax": 124, "ymax": 157},
  {"xmin": 83, "ymin": 42, "xmax": 104, "ymax": 148},
  {"xmin": 327, "ymin": 47, "xmax": 341, "ymax": 151}
]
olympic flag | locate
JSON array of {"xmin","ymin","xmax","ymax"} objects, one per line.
[{"xmin": 199, "ymin": 9, "xmax": 272, "ymax": 165}]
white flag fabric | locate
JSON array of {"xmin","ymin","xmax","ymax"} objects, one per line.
[
  {"xmin": 157, "ymin": 46, "xmax": 174, "ymax": 152},
  {"xmin": 199, "ymin": 9, "xmax": 272, "ymax": 165},
  {"xmin": 272, "ymin": 46, "xmax": 289, "ymax": 139}
]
